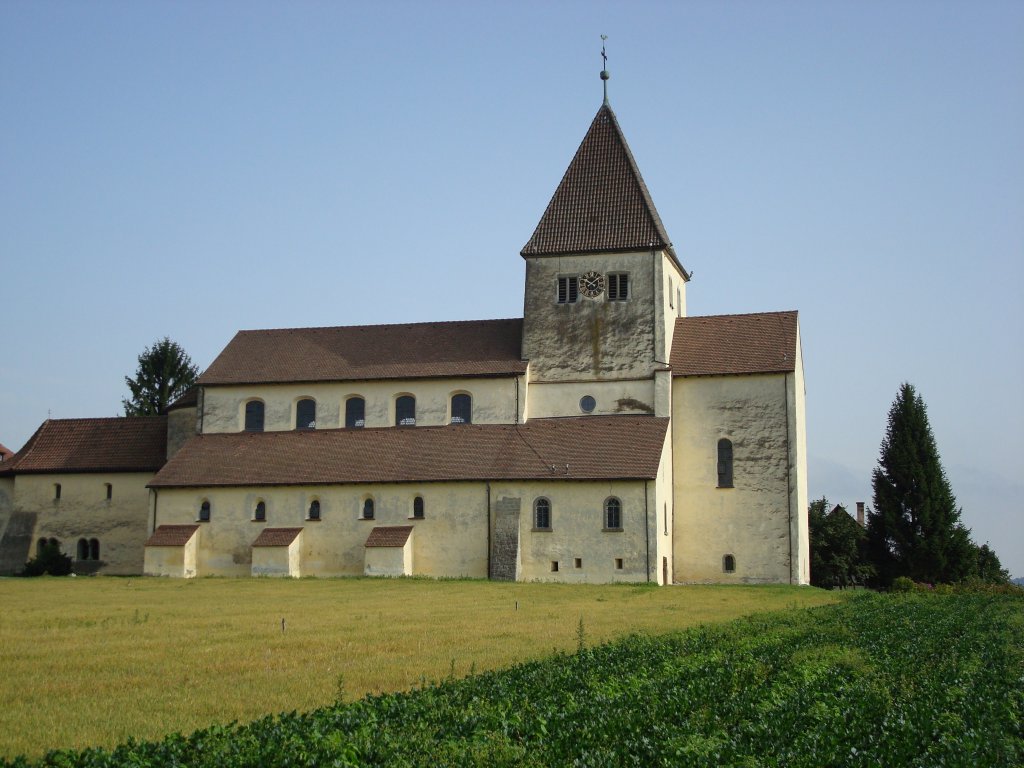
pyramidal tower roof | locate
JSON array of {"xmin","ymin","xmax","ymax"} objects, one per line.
[{"xmin": 521, "ymin": 103, "xmax": 687, "ymax": 276}]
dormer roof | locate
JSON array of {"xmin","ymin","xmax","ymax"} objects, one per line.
[{"xmin": 521, "ymin": 103, "xmax": 687, "ymax": 277}]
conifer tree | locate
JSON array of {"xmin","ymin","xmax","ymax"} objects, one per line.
[
  {"xmin": 867, "ymin": 383, "xmax": 974, "ymax": 586},
  {"xmin": 122, "ymin": 337, "xmax": 199, "ymax": 416}
]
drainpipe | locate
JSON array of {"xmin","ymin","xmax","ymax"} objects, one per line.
[
  {"xmin": 644, "ymin": 480, "xmax": 651, "ymax": 583},
  {"xmin": 150, "ymin": 488, "xmax": 159, "ymax": 536}
]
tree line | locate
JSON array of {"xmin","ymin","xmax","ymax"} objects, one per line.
[{"xmin": 810, "ymin": 382, "xmax": 1010, "ymax": 589}]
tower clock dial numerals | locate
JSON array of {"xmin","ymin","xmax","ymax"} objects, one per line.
[{"xmin": 580, "ymin": 271, "xmax": 606, "ymax": 298}]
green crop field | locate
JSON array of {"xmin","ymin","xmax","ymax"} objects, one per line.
[
  {"xmin": 0, "ymin": 577, "xmax": 838, "ymax": 760},
  {"xmin": 3, "ymin": 587, "xmax": 1021, "ymax": 767}
]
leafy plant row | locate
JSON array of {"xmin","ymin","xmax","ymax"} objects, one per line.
[{"xmin": 8, "ymin": 592, "xmax": 1022, "ymax": 767}]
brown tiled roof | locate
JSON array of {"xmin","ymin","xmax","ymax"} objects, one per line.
[
  {"xmin": 670, "ymin": 311, "xmax": 799, "ymax": 377},
  {"xmin": 199, "ymin": 318, "xmax": 526, "ymax": 386},
  {"xmin": 0, "ymin": 417, "xmax": 167, "ymax": 476},
  {"xmin": 145, "ymin": 524, "xmax": 199, "ymax": 547},
  {"xmin": 521, "ymin": 104, "xmax": 687, "ymax": 276},
  {"xmin": 165, "ymin": 386, "xmax": 199, "ymax": 412},
  {"xmin": 365, "ymin": 525, "xmax": 414, "ymax": 548},
  {"xmin": 252, "ymin": 527, "xmax": 303, "ymax": 547},
  {"xmin": 149, "ymin": 416, "xmax": 668, "ymax": 489},
  {"xmin": 0, "ymin": 443, "xmax": 13, "ymax": 462}
]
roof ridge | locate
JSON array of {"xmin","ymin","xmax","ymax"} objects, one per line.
[
  {"xmin": 234, "ymin": 317, "xmax": 524, "ymax": 336},
  {"xmin": 679, "ymin": 309, "xmax": 799, "ymax": 322}
]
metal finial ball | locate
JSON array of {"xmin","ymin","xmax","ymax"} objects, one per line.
[{"xmin": 600, "ymin": 70, "xmax": 610, "ymax": 81}]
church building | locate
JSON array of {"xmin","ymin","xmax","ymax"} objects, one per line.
[{"xmin": 0, "ymin": 92, "xmax": 809, "ymax": 585}]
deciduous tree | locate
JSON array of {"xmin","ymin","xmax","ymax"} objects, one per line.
[{"xmin": 122, "ymin": 337, "xmax": 199, "ymax": 416}]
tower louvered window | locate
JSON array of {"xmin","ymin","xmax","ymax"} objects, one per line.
[
  {"xmin": 607, "ymin": 273, "xmax": 629, "ymax": 301},
  {"xmin": 557, "ymin": 276, "xmax": 579, "ymax": 304}
]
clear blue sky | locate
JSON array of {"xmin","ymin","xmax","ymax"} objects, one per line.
[{"xmin": 2, "ymin": 1, "xmax": 1022, "ymax": 576}]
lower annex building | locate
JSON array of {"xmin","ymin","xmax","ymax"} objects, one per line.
[{"xmin": 0, "ymin": 95, "xmax": 809, "ymax": 585}]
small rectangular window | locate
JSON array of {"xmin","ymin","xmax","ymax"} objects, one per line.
[
  {"xmin": 551, "ymin": 561, "xmax": 559, "ymax": 572},
  {"xmin": 607, "ymin": 273, "xmax": 629, "ymax": 301},
  {"xmin": 614, "ymin": 558, "xmax": 624, "ymax": 570},
  {"xmin": 574, "ymin": 558, "xmax": 582, "ymax": 569},
  {"xmin": 557, "ymin": 276, "xmax": 579, "ymax": 304}
]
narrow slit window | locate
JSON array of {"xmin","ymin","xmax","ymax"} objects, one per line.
[
  {"xmin": 54, "ymin": 483, "xmax": 61, "ymax": 500},
  {"xmin": 604, "ymin": 497, "xmax": 622, "ymax": 530},
  {"xmin": 450, "ymin": 393, "xmax": 472, "ymax": 424},
  {"xmin": 396, "ymin": 395, "xmax": 416, "ymax": 426},
  {"xmin": 245, "ymin": 401, "xmax": 265, "ymax": 432},
  {"xmin": 717, "ymin": 439, "xmax": 734, "ymax": 488},
  {"xmin": 105, "ymin": 483, "xmax": 113, "ymax": 500},
  {"xmin": 296, "ymin": 399, "xmax": 316, "ymax": 430},
  {"xmin": 607, "ymin": 273, "xmax": 629, "ymax": 301},
  {"xmin": 89, "ymin": 538, "xmax": 99, "ymax": 561},
  {"xmin": 557, "ymin": 276, "xmax": 579, "ymax": 304},
  {"xmin": 345, "ymin": 397, "xmax": 365, "ymax": 428},
  {"xmin": 534, "ymin": 497, "xmax": 551, "ymax": 530}
]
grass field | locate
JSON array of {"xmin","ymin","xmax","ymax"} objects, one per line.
[{"xmin": 0, "ymin": 577, "xmax": 840, "ymax": 760}]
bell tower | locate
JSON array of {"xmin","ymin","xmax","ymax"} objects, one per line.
[{"xmin": 520, "ymin": 101, "xmax": 690, "ymax": 391}]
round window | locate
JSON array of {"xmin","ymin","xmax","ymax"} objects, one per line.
[{"xmin": 580, "ymin": 395, "xmax": 596, "ymax": 414}]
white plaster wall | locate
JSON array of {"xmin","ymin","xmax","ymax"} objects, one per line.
[
  {"xmin": 790, "ymin": 329, "xmax": 810, "ymax": 584},
  {"xmin": 251, "ymin": 535, "xmax": 302, "ymax": 577},
  {"xmin": 671, "ymin": 373, "xmax": 795, "ymax": 584},
  {"xmin": 17, "ymin": 472, "xmax": 154, "ymax": 574},
  {"xmin": 364, "ymin": 538, "xmax": 412, "ymax": 576},
  {"xmin": 152, "ymin": 483, "xmax": 490, "ymax": 578},
  {"xmin": 201, "ymin": 377, "xmax": 521, "ymax": 434},
  {"xmin": 508, "ymin": 479, "xmax": 653, "ymax": 583},
  {"xmin": 656, "ymin": 251, "xmax": 688, "ymax": 357},
  {"xmin": 525, "ymin": 379, "xmax": 656, "ymax": 419}
]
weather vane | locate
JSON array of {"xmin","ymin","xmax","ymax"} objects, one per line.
[{"xmin": 600, "ymin": 35, "xmax": 610, "ymax": 105}]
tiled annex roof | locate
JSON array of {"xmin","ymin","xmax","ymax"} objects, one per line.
[
  {"xmin": 0, "ymin": 417, "xmax": 168, "ymax": 476},
  {"xmin": 365, "ymin": 526, "xmax": 414, "ymax": 548},
  {"xmin": 145, "ymin": 525, "xmax": 199, "ymax": 547},
  {"xmin": 165, "ymin": 386, "xmax": 199, "ymax": 412},
  {"xmin": 0, "ymin": 443, "xmax": 13, "ymax": 462},
  {"xmin": 199, "ymin": 318, "xmax": 526, "ymax": 386},
  {"xmin": 252, "ymin": 527, "xmax": 303, "ymax": 547},
  {"xmin": 670, "ymin": 311, "xmax": 799, "ymax": 377},
  {"xmin": 521, "ymin": 104, "xmax": 687, "ymax": 277},
  {"xmin": 149, "ymin": 416, "xmax": 668, "ymax": 489}
]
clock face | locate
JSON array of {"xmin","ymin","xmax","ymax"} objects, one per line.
[{"xmin": 580, "ymin": 271, "xmax": 605, "ymax": 298}]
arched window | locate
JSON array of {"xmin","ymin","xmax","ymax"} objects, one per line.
[
  {"xmin": 450, "ymin": 394, "xmax": 472, "ymax": 424},
  {"xmin": 604, "ymin": 497, "xmax": 622, "ymax": 530},
  {"xmin": 362, "ymin": 498, "xmax": 375, "ymax": 520},
  {"xmin": 37, "ymin": 538, "xmax": 47, "ymax": 556},
  {"xmin": 48, "ymin": 538, "xmax": 59, "ymax": 549},
  {"xmin": 254, "ymin": 501, "xmax": 266, "ymax": 522},
  {"xmin": 413, "ymin": 496, "xmax": 425, "ymax": 519},
  {"xmin": 308, "ymin": 500, "xmax": 321, "ymax": 521},
  {"xmin": 723, "ymin": 554, "xmax": 736, "ymax": 573},
  {"xmin": 199, "ymin": 500, "xmax": 211, "ymax": 522},
  {"xmin": 396, "ymin": 395, "xmax": 416, "ymax": 426},
  {"xmin": 296, "ymin": 399, "xmax": 316, "ymax": 430},
  {"xmin": 245, "ymin": 401, "xmax": 265, "ymax": 432},
  {"xmin": 345, "ymin": 397, "xmax": 365, "ymax": 428},
  {"xmin": 89, "ymin": 539, "xmax": 99, "ymax": 561},
  {"xmin": 77, "ymin": 538, "xmax": 89, "ymax": 560},
  {"xmin": 717, "ymin": 438, "xmax": 734, "ymax": 488},
  {"xmin": 534, "ymin": 497, "xmax": 551, "ymax": 530}
]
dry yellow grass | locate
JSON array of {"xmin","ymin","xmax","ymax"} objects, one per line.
[{"xmin": 0, "ymin": 576, "xmax": 840, "ymax": 759}]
